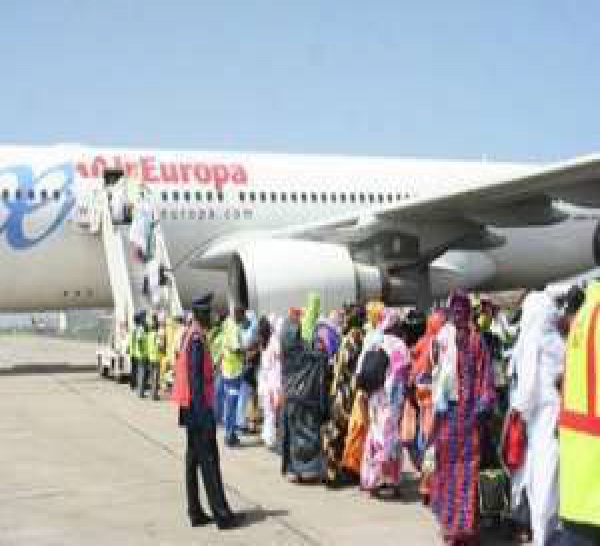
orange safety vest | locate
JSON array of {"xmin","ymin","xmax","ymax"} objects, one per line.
[
  {"xmin": 172, "ymin": 323, "xmax": 215, "ymax": 410},
  {"xmin": 559, "ymin": 285, "xmax": 600, "ymax": 526}
]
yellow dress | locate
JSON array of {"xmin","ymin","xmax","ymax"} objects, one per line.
[{"xmin": 341, "ymin": 390, "xmax": 369, "ymax": 475}]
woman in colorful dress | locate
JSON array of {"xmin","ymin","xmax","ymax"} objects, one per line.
[
  {"xmin": 341, "ymin": 386, "xmax": 369, "ymax": 480},
  {"xmin": 410, "ymin": 310, "xmax": 446, "ymax": 503},
  {"xmin": 430, "ymin": 291, "xmax": 496, "ymax": 545},
  {"xmin": 360, "ymin": 311, "xmax": 411, "ymax": 495},
  {"xmin": 322, "ymin": 325, "xmax": 363, "ymax": 486}
]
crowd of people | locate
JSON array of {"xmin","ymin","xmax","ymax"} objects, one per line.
[
  {"xmin": 167, "ymin": 285, "xmax": 600, "ymax": 545},
  {"xmin": 103, "ymin": 170, "xmax": 600, "ymax": 542}
]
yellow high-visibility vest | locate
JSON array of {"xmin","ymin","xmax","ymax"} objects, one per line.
[
  {"xmin": 147, "ymin": 330, "xmax": 160, "ymax": 363},
  {"xmin": 221, "ymin": 317, "xmax": 243, "ymax": 379},
  {"xmin": 560, "ymin": 281, "xmax": 600, "ymax": 526}
]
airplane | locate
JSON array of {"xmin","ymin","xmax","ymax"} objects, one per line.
[{"xmin": 1, "ymin": 143, "xmax": 600, "ymax": 316}]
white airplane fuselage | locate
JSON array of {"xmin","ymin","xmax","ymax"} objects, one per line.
[{"xmin": 0, "ymin": 144, "xmax": 597, "ymax": 311}]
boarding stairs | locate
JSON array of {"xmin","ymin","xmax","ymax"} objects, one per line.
[{"xmin": 85, "ymin": 174, "xmax": 183, "ymax": 379}]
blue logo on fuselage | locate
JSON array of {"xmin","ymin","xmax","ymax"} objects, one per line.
[{"xmin": 0, "ymin": 163, "xmax": 75, "ymax": 250}]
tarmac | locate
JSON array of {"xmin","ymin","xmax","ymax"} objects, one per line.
[{"xmin": 0, "ymin": 335, "xmax": 511, "ymax": 546}]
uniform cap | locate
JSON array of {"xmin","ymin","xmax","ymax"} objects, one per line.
[{"xmin": 192, "ymin": 293, "xmax": 213, "ymax": 313}]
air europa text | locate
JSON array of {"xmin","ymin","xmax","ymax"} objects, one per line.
[{"xmin": 76, "ymin": 155, "xmax": 248, "ymax": 191}]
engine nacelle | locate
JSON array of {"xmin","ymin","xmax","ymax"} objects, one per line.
[{"xmin": 227, "ymin": 239, "xmax": 403, "ymax": 316}]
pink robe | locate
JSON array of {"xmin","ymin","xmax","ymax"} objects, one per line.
[{"xmin": 361, "ymin": 335, "xmax": 410, "ymax": 491}]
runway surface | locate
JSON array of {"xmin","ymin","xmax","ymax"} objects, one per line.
[{"xmin": 0, "ymin": 335, "xmax": 510, "ymax": 545}]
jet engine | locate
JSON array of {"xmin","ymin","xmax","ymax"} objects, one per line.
[
  {"xmin": 227, "ymin": 239, "xmax": 414, "ymax": 315},
  {"xmin": 594, "ymin": 220, "xmax": 600, "ymax": 265}
]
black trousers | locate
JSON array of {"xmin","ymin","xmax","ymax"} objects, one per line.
[
  {"xmin": 129, "ymin": 357, "xmax": 138, "ymax": 390},
  {"xmin": 185, "ymin": 427, "xmax": 231, "ymax": 522}
]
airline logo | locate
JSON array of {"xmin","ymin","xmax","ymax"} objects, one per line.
[
  {"xmin": 0, "ymin": 163, "xmax": 75, "ymax": 250},
  {"xmin": 76, "ymin": 155, "xmax": 248, "ymax": 191},
  {"xmin": 0, "ymin": 155, "xmax": 249, "ymax": 250}
]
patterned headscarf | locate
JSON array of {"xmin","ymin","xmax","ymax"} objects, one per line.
[
  {"xmin": 448, "ymin": 290, "xmax": 472, "ymax": 330},
  {"xmin": 314, "ymin": 320, "xmax": 341, "ymax": 357},
  {"xmin": 379, "ymin": 308, "xmax": 402, "ymax": 333},
  {"xmin": 281, "ymin": 318, "xmax": 303, "ymax": 356},
  {"xmin": 343, "ymin": 305, "xmax": 364, "ymax": 333},
  {"xmin": 413, "ymin": 310, "xmax": 446, "ymax": 377},
  {"xmin": 366, "ymin": 301, "xmax": 385, "ymax": 328}
]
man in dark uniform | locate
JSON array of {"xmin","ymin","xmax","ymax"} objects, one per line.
[{"xmin": 173, "ymin": 294, "xmax": 242, "ymax": 530}]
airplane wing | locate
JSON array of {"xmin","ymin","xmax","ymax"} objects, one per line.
[
  {"xmin": 285, "ymin": 153, "xmax": 600, "ymax": 231},
  {"xmin": 189, "ymin": 154, "xmax": 600, "ymax": 269}
]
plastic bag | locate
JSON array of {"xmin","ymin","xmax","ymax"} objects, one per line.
[
  {"xmin": 129, "ymin": 212, "xmax": 146, "ymax": 249},
  {"xmin": 146, "ymin": 259, "xmax": 161, "ymax": 306}
]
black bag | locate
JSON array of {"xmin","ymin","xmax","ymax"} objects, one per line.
[
  {"xmin": 123, "ymin": 203, "xmax": 133, "ymax": 225},
  {"xmin": 159, "ymin": 265, "xmax": 168, "ymax": 286},
  {"xmin": 242, "ymin": 351, "xmax": 260, "ymax": 387},
  {"xmin": 478, "ymin": 469, "xmax": 509, "ymax": 517},
  {"xmin": 285, "ymin": 350, "xmax": 327, "ymax": 406},
  {"xmin": 358, "ymin": 349, "xmax": 389, "ymax": 396}
]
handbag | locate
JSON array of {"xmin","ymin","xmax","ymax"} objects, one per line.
[{"xmin": 501, "ymin": 410, "xmax": 527, "ymax": 473}]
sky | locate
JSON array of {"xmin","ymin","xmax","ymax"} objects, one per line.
[{"xmin": 1, "ymin": 1, "xmax": 599, "ymax": 161}]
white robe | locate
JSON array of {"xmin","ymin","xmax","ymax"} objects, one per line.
[
  {"xmin": 258, "ymin": 318, "xmax": 283, "ymax": 448},
  {"xmin": 510, "ymin": 291, "xmax": 564, "ymax": 546}
]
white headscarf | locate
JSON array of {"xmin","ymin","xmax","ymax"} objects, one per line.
[
  {"xmin": 509, "ymin": 290, "xmax": 559, "ymax": 420},
  {"xmin": 258, "ymin": 316, "xmax": 284, "ymax": 398},
  {"xmin": 432, "ymin": 322, "xmax": 458, "ymax": 413}
]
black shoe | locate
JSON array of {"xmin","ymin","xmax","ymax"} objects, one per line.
[
  {"xmin": 225, "ymin": 435, "xmax": 241, "ymax": 447},
  {"xmin": 216, "ymin": 513, "xmax": 244, "ymax": 531},
  {"xmin": 189, "ymin": 513, "xmax": 212, "ymax": 527}
]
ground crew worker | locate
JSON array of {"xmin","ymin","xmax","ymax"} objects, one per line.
[
  {"xmin": 158, "ymin": 315, "xmax": 170, "ymax": 393},
  {"xmin": 136, "ymin": 313, "xmax": 149, "ymax": 398},
  {"xmin": 147, "ymin": 314, "xmax": 161, "ymax": 401},
  {"xmin": 559, "ymin": 282, "xmax": 600, "ymax": 545},
  {"xmin": 221, "ymin": 306, "xmax": 246, "ymax": 447},
  {"xmin": 172, "ymin": 294, "xmax": 241, "ymax": 530},
  {"xmin": 128, "ymin": 312, "xmax": 143, "ymax": 391}
]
